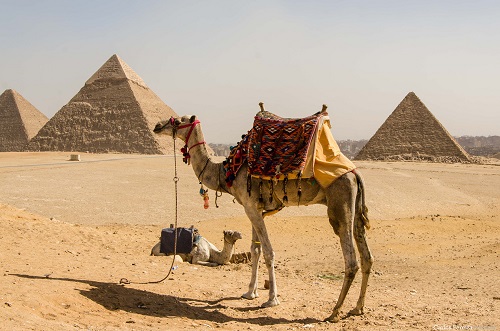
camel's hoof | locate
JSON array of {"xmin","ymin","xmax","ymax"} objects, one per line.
[
  {"xmin": 261, "ymin": 297, "xmax": 280, "ymax": 308},
  {"xmin": 241, "ymin": 292, "xmax": 258, "ymax": 300},
  {"xmin": 324, "ymin": 312, "xmax": 341, "ymax": 323},
  {"xmin": 348, "ymin": 307, "xmax": 364, "ymax": 316}
]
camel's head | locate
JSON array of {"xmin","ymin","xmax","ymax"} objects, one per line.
[
  {"xmin": 153, "ymin": 115, "xmax": 198, "ymax": 140},
  {"xmin": 223, "ymin": 230, "xmax": 243, "ymax": 244}
]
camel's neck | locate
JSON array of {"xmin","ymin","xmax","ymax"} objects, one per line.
[
  {"xmin": 210, "ymin": 239, "xmax": 235, "ymax": 265},
  {"xmin": 181, "ymin": 124, "xmax": 225, "ymax": 192}
]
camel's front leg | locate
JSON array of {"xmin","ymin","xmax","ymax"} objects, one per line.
[
  {"xmin": 243, "ymin": 207, "xmax": 280, "ymax": 307},
  {"xmin": 242, "ymin": 226, "xmax": 261, "ymax": 300},
  {"xmin": 195, "ymin": 261, "xmax": 219, "ymax": 267}
]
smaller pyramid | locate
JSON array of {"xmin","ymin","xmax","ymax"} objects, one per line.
[
  {"xmin": 355, "ymin": 92, "xmax": 470, "ymax": 162},
  {"xmin": 28, "ymin": 54, "xmax": 177, "ymax": 154},
  {"xmin": 0, "ymin": 89, "xmax": 48, "ymax": 152}
]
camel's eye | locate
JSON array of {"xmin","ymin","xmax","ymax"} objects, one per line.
[{"xmin": 174, "ymin": 119, "xmax": 181, "ymax": 126}]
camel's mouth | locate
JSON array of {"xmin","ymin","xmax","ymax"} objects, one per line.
[{"xmin": 153, "ymin": 122, "xmax": 166, "ymax": 133}]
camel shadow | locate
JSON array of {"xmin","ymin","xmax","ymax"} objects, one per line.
[{"xmin": 10, "ymin": 274, "xmax": 320, "ymax": 326}]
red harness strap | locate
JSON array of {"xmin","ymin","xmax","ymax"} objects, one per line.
[
  {"xmin": 178, "ymin": 120, "xmax": 199, "ymax": 143},
  {"xmin": 177, "ymin": 120, "xmax": 206, "ymax": 164}
]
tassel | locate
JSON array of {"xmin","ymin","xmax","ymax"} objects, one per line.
[
  {"xmin": 225, "ymin": 170, "xmax": 235, "ymax": 187},
  {"xmin": 282, "ymin": 174, "xmax": 288, "ymax": 203},
  {"xmin": 297, "ymin": 171, "xmax": 302, "ymax": 206},
  {"xmin": 247, "ymin": 174, "xmax": 252, "ymax": 196},
  {"xmin": 269, "ymin": 179, "xmax": 274, "ymax": 203},
  {"xmin": 199, "ymin": 183, "xmax": 209, "ymax": 209},
  {"xmin": 181, "ymin": 145, "xmax": 190, "ymax": 164},
  {"xmin": 258, "ymin": 179, "xmax": 264, "ymax": 208},
  {"xmin": 203, "ymin": 194, "xmax": 209, "ymax": 209}
]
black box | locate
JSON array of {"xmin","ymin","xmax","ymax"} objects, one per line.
[{"xmin": 160, "ymin": 227, "xmax": 196, "ymax": 255}]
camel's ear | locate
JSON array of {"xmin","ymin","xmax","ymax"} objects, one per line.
[{"xmin": 190, "ymin": 115, "xmax": 197, "ymax": 123}]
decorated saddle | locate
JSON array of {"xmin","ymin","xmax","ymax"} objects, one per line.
[
  {"xmin": 247, "ymin": 111, "xmax": 320, "ymax": 178},
  {"xmin": 224, "ymin": 105, "xmax": 356, "ymax": 190}
]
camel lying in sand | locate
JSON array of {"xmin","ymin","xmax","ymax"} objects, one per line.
[{"xmin": 151, "ymin": 230, "xmax": 242, "ymax": 267}]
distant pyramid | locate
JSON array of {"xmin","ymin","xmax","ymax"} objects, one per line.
[
  {"xmin": 28, "ymin": 54, "xmax": 177, "ymax": 154},
  {"xmin": 355, "ymin": 92, "xmax": 470, "ymax": 162},
  {"xmin": 0, "ymin": 89, "xmax": 48, "ymax": 152}
]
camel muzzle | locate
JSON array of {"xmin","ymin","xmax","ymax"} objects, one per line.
[{"xmin": 153, "ymin": 123, "xmax": 166, "ymax": 133}]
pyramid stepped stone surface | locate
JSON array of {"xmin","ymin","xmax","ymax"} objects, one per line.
[
  {"xmin": 0, "ymin": 89, "xmax": 48, "ymax": 152},
  {"xmin": 28, "ymin": 54, "xmax": 177, "ymax": 154},
  {"xmin": 355, "ymin": 92, "xmax": 470, "ymax": 163}
]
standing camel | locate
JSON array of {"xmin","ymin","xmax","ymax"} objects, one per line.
[{"xmin": 153, "ymin": 113, "xmax": 373, "ymax": 323}]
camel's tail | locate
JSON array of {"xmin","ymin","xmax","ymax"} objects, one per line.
[{"xmin": 353, "ymin": 169, "xmax": 370, "ymax": 230}]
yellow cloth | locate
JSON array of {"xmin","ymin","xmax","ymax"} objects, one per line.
[{"xmin": 313, "ymin": 119, "xmax": 356, "ymax": 187}]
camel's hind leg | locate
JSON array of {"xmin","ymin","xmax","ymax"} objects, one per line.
[
  {"xmin": 349, "ymin": 209, "xmax": 374, "ymax": 316},
  {"xmin": 325, "ymin": 173, "xmax": 359, "ymax": 323},
  {"xmin": 242, "ymin": 227, "xmax": 261, "ymax": 300}
]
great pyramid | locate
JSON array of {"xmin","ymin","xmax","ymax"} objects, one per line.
[
  {"xmin": 28, "ymin": 54, "xmax": 177, "ymax": 154},
  {"xmin": 0, "ymin": 89, "xmax": 48, "ymax": 152},
  {"xmin": 355, "ymin": 92, "xmax": 470, "ymax": 162}
]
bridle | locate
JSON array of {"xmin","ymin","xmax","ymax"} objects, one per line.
[
  {"xmin": 169, "ymin": 117, "xmax": 206, "ymax": 164},
  {"xmin": 168, "ymin": 116, "xmax": 230, "ymax": 203}
]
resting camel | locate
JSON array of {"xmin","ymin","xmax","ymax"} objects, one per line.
[
  {"xmin": 151, "ymin": 230, "xmax": 242, "ymax": 267},
  {"xmin": 153, "ymin": 111, "xmax": 373, "ymax": 323}
]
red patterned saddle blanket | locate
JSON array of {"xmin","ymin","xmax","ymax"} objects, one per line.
[{"xmin": 224, "ymin": 110, "xmax": 324, "ymax": 186}]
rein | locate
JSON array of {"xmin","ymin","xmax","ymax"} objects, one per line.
[{"xmin": 119, "ymin": 129, "xmax": 181, "ymax": 285}]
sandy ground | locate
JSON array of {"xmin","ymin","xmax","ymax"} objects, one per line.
[{"xmin": 0, "ymin": 152, "xmax": 499, "ymax": 330}]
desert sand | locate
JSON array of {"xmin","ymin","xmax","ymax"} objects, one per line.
[{"xmin": 1, "ymin": 152, "xmax": 499, "ymax": 330}]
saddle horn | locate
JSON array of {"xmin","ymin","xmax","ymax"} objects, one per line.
[
  {"xmin": 321, "ymin": 104, "xmax": 328, "ymax": 112},
  {"xmin": 259, "ymin": 102, "xmax": 265, "ymax": 112}
]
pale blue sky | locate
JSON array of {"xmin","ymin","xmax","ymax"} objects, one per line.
[{"xmin": 1, "ymin": 0, "xmax": 498, "ymax": 143}]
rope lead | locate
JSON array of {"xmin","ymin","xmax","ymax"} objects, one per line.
[{"xmin": 120, "ymin": 131, "xmax": 180, "ymax": 285}]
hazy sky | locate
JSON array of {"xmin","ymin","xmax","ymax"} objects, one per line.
[{"xmin": 1, "ymin": 0, "xmax": 498, "ymax": 143}]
